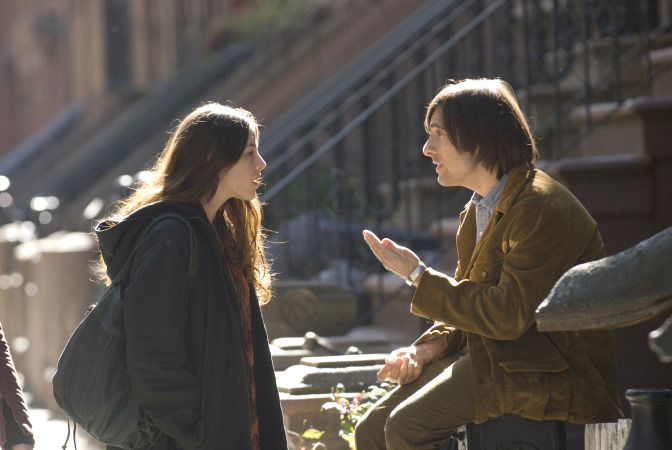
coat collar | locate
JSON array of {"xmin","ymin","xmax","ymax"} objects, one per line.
[
  {"xmin": 96, "ymin": 201, "xmax": 208, "ymax": 280},
  {"xmin": 493, "ymin": 164, "xmax": 535, "ymax": 216}
]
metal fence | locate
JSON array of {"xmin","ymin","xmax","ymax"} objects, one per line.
[{"xmin": 258, "ymin": 0, "xmax": 672, "ymax": 321}]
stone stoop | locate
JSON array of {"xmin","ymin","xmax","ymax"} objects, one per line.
[
  {"xmin": 651, "ymin": 46, "xmax": 672, "ymax": 97},
  {"xmin": 580, "ymin": 34, "xmax": 672, "ymax": 95},
  {"xmin": 262, "ymin": 280, "xmax": 359, "ymax": 341},
  {"xmin": 546, "ymin": 96, "xmax": 672, "ymax": 254},
  {"xmin": 207, "ymin": 0, "xmax": 431, "ymax": 125},
  {"xmin": 270, "ymin": 328, "xmax": 404, "ymax": 371},
  {"xmin": 567, "ymin": 96, "xmax": 672, "ymax": 158},
  {"xmin": 277, "ymin": 353, "xmax": 387, "ymax": 449}
]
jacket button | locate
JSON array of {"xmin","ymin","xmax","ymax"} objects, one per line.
[{"xmin": 481, "ymin": 271, "xmax": 487, "ymax": 278}]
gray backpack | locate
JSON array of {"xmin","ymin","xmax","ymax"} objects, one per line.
[{"xmin": 53, "ymin": 212, "xmax": 197, "ymax": 449}]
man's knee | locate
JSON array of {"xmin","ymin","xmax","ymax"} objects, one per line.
[
  {"xmin": 354, "ymin": 405, "xmax": 386, "ymax": 448},
  {"xmin": 353, "ymin": 411, "xmax": 373, "ymax": 437},
  {"xmin": 383, "ymin": 405, "xmax": 418, "ymax": 444}
]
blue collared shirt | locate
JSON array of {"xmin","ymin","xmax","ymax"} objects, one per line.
[{"xmin": 471, "ymin": 173, "xmax": 508, "ymax": 244}]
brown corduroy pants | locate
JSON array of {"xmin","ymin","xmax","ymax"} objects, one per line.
[{"xmin": 354, "ymin": 351, "xmax": 475, "ymax": 449}]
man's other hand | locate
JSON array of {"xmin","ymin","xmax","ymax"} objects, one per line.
[{"xmin": 377, "ymin": 346, "xmax": 424, "ymax": 385}]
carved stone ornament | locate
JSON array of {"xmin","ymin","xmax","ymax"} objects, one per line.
[{"xmin": 535, "ymin": 226, "xmax": 672, "ymax": 363}]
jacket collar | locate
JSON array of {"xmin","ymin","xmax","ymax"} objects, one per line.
[
  {"xmin": 457, "ymin": 164, "xmax": 535, "ymax": 278},
  {"xmin": 493, "ymin": 164, "xmax": 535, "ymax": 215}
]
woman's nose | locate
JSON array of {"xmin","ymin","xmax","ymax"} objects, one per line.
[{"xmin": 257, "ymin": 154, "xmax": 267, "ymax": 171}]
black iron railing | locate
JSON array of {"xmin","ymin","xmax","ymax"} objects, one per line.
[{"xmin": 258, "ymin": 0, "xmax": 672, "ymax": 320}]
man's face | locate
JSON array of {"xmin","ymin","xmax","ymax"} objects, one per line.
[{"xmin": 423, "ymin": 109, "xmax": 479, "ymax": 188}]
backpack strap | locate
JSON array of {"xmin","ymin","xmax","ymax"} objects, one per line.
[{"xmin": 112, "ymin": 212, "xmax": 198, "ymax": 286}]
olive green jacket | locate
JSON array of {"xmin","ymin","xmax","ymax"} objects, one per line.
[{"xmin": 412, "ymin": 164, "xmax": 622, "ymax": 424}]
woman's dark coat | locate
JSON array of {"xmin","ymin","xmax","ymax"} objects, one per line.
[{"xmin": 96, "ymin": 201, "xmax": 286, "ymax": 449}]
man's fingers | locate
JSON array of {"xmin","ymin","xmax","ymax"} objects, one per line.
[
  {"xmin": 364, "ymin": 231, "xmax": 401, "ymax": 255},
  {"xmin": 363, "ymin": 230, "xmax": 382, "ymax": 245},
  {"xmin": 363, "ymin": 231, "xmax": 399, "ymax": 271},
  {"xmin": 381, "ymin": 238, "xmax": 400, "ymax": 251},
  {"xmin": 377, "ymin": 365, "xmax": 398, "ymax": 382},
  {"xmin": 377, "ymin": 365, "xmax": 392, "ymax": 381},
  {"xmin": 399, "ymin": 367, "xmax": 421, "ymax": 385},
  {"xmin": 378, "ymin": 360, "xmax": 400, "ymax": 381},
  {"xmin": 397, "ymin": 356, "xmax": 412, "ymax": 384},
  {"xmin": 377, "ymin": 360, "xmax": 394, "ymax": 382},
  {"xmin": 363, "ymin": 231, "xmax": 387, "ymax": 258}
]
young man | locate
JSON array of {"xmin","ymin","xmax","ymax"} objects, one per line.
[{"xmin": 357, "ymin": 78, "xmax": 622, "ymax": 449}]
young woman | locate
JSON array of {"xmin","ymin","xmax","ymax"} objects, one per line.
[{"xmin": 96, "ymin": 103, "xmax": 287, "ymax": 449}]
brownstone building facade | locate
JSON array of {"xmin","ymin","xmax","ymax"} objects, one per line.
[{"xmin": 0, "ymin": 0, "xmax": 256, "ymax": 156}]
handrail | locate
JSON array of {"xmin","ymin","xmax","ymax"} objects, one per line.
[
  {"xmin": 260, "ymin": 0, "xmax": 672, "ymax": 295},
  {"xmin": 262, "ymin": 0, "xmax": 508, "ymax": 201},
  {"xmin": 534, "ymin": 18, "xmax": 672, "ymax": 144},
  {"xmin": 260, "ymin": 0, "xmax": 468, "ymax": 156}
]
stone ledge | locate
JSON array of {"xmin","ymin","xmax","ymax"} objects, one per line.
[
  {"xmin": 584, "ymin": 419, "xmax": 631, "ymax": 450},
  {"xmin": 300, "ymin": 353, "xmax": 387, "ymax": 368},
  {"xmin": 545, "ymin": 153, "xmax": 653, "ymax": 218},
  {"xmin": 276, "ymin": 363, "xmax": 383, "ymax": 395},
  {"xmin": 567, "ymin": 96, "xmax": 672, "ymax": 158}
]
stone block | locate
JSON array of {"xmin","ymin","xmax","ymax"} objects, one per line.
[
  {"xmin": 300, "ymin": 353, "xmax": 387, "ymax": 368},
  {"xmin": 276, "ymin": 362, "xmax": 383, "ymax": 395},
  {"xmin": 568, "ymin": 96, "xmax": 672, "ymax": 158},
  {"xmin": 651, "ymin": 47, "xmax": 672, "ymax": 97},
  {"xmin": 584, "ymin": 419, "xmax": 631, "ymax": 450},
  {"xmin": 281, "ymin": 392, "xmax": 356, "ymax": 450},
  {"xmin": 271, "ymin": 329, "xmax": 403, "ymax": 371},
  {"xmin": 263, "ymin": 281, "xmax": 357, "ymax": 339}
]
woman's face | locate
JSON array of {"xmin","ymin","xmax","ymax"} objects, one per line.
[{"xmin": 213, "ymin": 128, "xmax": 266, "ymax": 204}]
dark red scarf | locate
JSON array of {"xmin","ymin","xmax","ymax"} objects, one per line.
[{"xmin": 219, "ymin": 224, "xmax": 259, "ymax": 449}]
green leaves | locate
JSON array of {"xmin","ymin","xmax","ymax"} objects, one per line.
[
  {"xmin": 302, "ymin": 428, "xmax": 325, "ymax": 440},
  {"xmin": 311, "ymin": 383, "xmax": 394, "ymax": 448}
]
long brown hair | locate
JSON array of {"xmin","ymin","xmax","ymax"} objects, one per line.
[
  {"xmin": 99, "ymin": 102, "xmax": 274, "ymax": 304},
  {"xmin": 425, "ymin": 78, "xmax": 538, "ymax": 178}
]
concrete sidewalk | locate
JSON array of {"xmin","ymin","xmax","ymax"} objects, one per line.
[{"xmin": 27, "ymin": 406, "xmax": 104, "ymax": 450}]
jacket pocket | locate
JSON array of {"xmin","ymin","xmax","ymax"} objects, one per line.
[{"xmin": 500, "ymin": 356, "xmax": 571, "ymax": 420}]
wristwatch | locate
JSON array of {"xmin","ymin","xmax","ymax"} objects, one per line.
[{"xmin": 406, "ymin": 262, "xmax": 427, "ymax": 286}]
